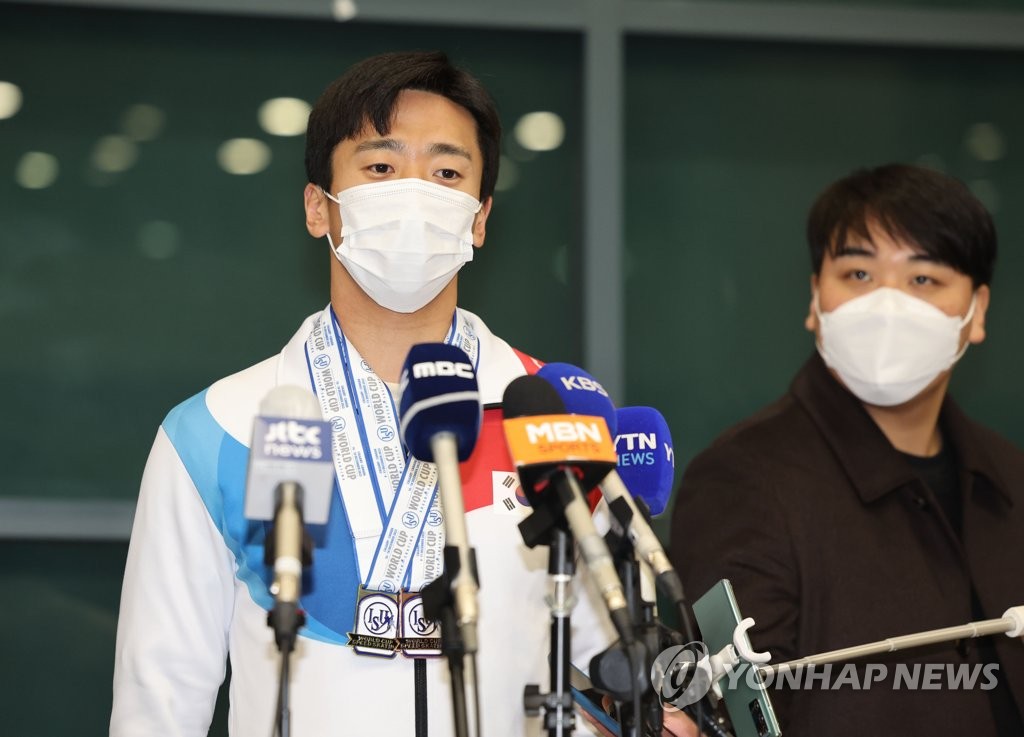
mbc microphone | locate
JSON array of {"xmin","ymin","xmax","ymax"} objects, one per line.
[
  {"xmin": 244, "ymin": 385, "xmax": 334, "ymax": 650},
  {"xmin": 398, "ymin": 343, "xmax": 482, "ymax": 653},
  {"xmin": 502, "ymin": 374, "xmax": 635, "ymax": 645}
]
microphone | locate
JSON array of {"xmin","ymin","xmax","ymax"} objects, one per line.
[
  {"xmin": 502, "ymin": 374, "xmax": 635, "ymax": 645},
  {"xmin": 610, "ymin": 406, "xmax": 694, "ymax": 639},
  {"xmin": 244, "ymin": 385, "xmax": 334, "ymax": 650},
  {"xmin": 536, "ymin": 362, "xmax": 617, "ymax": 436},
  {"xmin": 614, "ymin": 406, "xmax": 674, "ymax": 516},
  {"xmin": 535, "ymin": 364, "xmax": 691, "ymax": 637},
  {"xmin": 398, "ymin": 343, "xmax": 483, "ymax": 654}
]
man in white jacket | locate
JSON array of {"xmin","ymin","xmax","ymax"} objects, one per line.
[{"xmin": 111, "ymin": 51, "xmax": 619, "ymax": 736}]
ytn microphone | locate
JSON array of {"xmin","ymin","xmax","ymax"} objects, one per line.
[
  {"xmin": 614, "ymin": 406, "xmax": 674, "ymax": 517},
  {"xmin": 244, "ymin": 385, "xmax": 334, "ymax": 650},
  {"xmin": 611, "ymin": 405, "xmax": 696, "ymax": 643},
  {"xmin": 399, "ymin": 343, "xmax": 483, "ymax": 653},
  {"xmin": 502, "ymin": 374, "xmax": 635, "ymax": 645}
]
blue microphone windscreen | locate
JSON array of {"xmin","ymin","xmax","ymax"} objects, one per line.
[
  {"xmin": 614, "ymin": 406, "xmax": 675, "ymax": 516},
  {"xmin": 537, "ymin": 362, "xmax": 617, "ymax": 436},
  {"xmin": 399, "ymin": 343, "xmax": 481, "ymax": 462}
]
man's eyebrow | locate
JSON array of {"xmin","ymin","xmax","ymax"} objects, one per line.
[
  {"xmin": 428, "ymin": 142, "xmax": 473, "ymax": 160},
  {"xmin": 833, "ymin": 244, "xmax": 875, "ymax": 258},
  {"xmin": 833, "ymin": 244, "xmax": 946, "ymax": 266},
  {"xmin": 352, "ymin": 139, "xmax": 473, "ymax": 161},
  {"xmin": 354, "ymin": 138, "xmax": 404, "ymax": 154}
]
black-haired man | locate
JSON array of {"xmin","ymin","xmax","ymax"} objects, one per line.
[
  {"xmin": 111, "ymin": 51, "xmax": 617, "ymax": 736},
  {"xmin": 670, "ymin": 164, "xmax": 1024, "ymax": 736}
]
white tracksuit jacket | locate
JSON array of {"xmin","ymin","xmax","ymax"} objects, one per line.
[{"xmin": 111, "ymin": 309, "xmax": 617, "ymax": 737}]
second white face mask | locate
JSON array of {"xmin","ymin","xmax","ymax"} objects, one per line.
[
  {"xmin": 325, "ymin": 178, "xmax": 482, "ymax": 313},
  {"xmin": 816, "ymin": 287, "xmax": 976, "ymax": 407}
]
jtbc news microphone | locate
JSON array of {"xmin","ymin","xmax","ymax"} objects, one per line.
[
  {"xmin": 398, "ymin": 342, "xmax": 483, "ymax": 654},
  {"xmin": 244, "ymin": 385, "xmax": 334, "ymax": 651},
  {"xmin": 502, "ymin": 374, "xmax": 635, "ymax": 646},
  {"xmin": 536, "ymin": 364, "xmax": 689, "ymax": 632}
]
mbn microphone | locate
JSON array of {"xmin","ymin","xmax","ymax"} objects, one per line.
[{"xmin": 502, "ymin": 374, "xmax": 636, "ymax": 645}]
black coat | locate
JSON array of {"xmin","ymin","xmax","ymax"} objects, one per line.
[{"xmin": 670, "ymin": 354, "xmax": 1024, "ymax": 737}]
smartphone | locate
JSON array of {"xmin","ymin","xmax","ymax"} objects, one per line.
[{"xmin": 692, "ymin": 579, "xmax": 782, "ymax": 737}]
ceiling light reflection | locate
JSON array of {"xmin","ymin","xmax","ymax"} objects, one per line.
[
  {"xmin": 258, "ymin": 97, "xmax": 311, "ymax": 137},
  {"xmin": 15, "ymin": 151, "xmax": 59, "ymax": 189},
  {"xmin": 514, "ymin": 112, "xmax": 565, "ymax": 152},
  {"xmin": 0, "ymin": 81, "xmax": 23, "ymax": 120},
  {"xmin": 217, "ymin": 138, "xmax": 272, "ymax": 175}
]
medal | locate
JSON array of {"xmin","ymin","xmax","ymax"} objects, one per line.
[
  {"xmin": 347, "ymin": 585, "xmax": 399, "ymax": 657},
  {"xmin": 398, "ymin": 591, "xmax": 442, "ymax": 658}
]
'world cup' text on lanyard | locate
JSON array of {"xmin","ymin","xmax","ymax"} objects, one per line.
[{"xmin": 304, "ymin": 305, "xmax": 480, "ymax": 657}]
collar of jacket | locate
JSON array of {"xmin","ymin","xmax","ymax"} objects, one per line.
[{"xmin": 789, "ymin": 353, "xmax": 1014, "ymax": 508}]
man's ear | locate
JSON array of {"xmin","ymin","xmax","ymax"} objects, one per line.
[
  {"xmin": 471, "ymin": 196, "xmax": 493, "ymax": 248},
  {"xmin": 804, "ymin": 273, "xmax": 820, "ymax": 333},
  {"xmin": 304, "ymin": 183, "xmax": 331, "ymax": 238},
  {"xmin": 967, "ymin": 284, "xmax": 991, "ymax": 345}
]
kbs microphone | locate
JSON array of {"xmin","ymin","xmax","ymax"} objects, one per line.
[
  {"xmin": 536, "ymin": 364, "xmax": 691, "ymax": 637},
  {"xmin": 398, "ymin": 343, "xmax": 482, "ymax": 654},
  {"xmin": 536, "ymin": 362, "xmax": 617, "ymax": 436},
  {"xmin": 244, "ymin": 385, "xmax": 334, "ymax": 650},
  {"xmin": 502, "ymin": 374, "xmax": 635, "ymax": 645}
]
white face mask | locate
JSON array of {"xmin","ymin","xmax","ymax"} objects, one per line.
[
  {"xmin": 324, "ymin": 178, "xmax": 482, "ymax": 313},
  {"xmin": 816, "ymin": 287, "xmax": 976, "ymax": 407}
]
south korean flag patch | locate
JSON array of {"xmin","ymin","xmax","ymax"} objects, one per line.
[{"xmin": 492, "ymin": 471, "xmax": 530, "ymax": 516}]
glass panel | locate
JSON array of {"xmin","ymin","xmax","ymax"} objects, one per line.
[
  {"xmin": 0, "ymin": 4, "xmax": 583, "ymax": 501},
  {"xmin": 624, "ymin": 36, "xmax": 1024, "ymax": 489},
  {"xmin": 1, "ymin": 540, "xmax": 229, "ymax": 733}
]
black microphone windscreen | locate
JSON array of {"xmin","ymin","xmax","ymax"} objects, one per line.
[{"xmin": 502, "ymin": 374, "xmax": 566, "ymax": 419}]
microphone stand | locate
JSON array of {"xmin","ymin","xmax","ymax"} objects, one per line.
[
  {"xmin": 591, "ymin": 497, "xmax": 735, "ymax": 737},
  {"xmin": 519, "ymin": 497, "xmax": 579, "ymax": 736},
  {"xmin": 421, "ymin": 430, "xmax": 481, "ymax": 737},
  {"xmin": 264, "ymin": 482, "xmax": 311, "ymax": 737},
  {"xmin": 587, "ymin": 495, "xmax": 666, "ymax": 737},
  {"xmin": 422, "ymin": 547, "xmax": 477, "ymax": 737},
  {"xmin": 605, "ymin": 509, "xmax": 659, "ymax": 737},
  {"xmin": 523, "ymin": 525, "xmax": 577, "ymax": 736}
]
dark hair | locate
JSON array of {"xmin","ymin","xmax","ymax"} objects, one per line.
[
  {"xmin": 304, "ymin": 51, "xmax": 501, "ymax": 201},
  {"xmin": 806, "ymin": 164, "xmax": 997, "ymax": 286}
]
